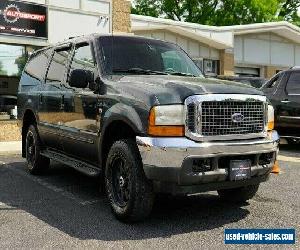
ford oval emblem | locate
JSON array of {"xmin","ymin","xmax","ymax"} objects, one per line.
[{"xmin": 232, "ymin": 113, "xmax": 244, "ymax": 123}]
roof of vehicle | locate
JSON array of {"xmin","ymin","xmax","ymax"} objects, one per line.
[{"xmin": 33, "ymin": 33, "xmax": 172, "ymax": 55}]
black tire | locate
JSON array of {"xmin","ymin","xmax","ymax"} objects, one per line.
[
  {"xmin": 217, "ymin": 184, "xmax": 259, "ymax": 203},
  {"xmin": 105, "ymin": 139, "xmax": 155, "ymax": 222},
  {"xmin": 25, "ymin": 125, "xmax": 50, "ymax": 175}
]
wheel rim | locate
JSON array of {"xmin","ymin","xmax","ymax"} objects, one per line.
[
  {"xmin": 26, "ymin": 131, "xmax": 36, "ymax": 167},
  {"xmin": 110, "ymin": 156, "xmax": 131, "ymax": 207}
]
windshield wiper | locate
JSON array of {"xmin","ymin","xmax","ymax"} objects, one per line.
[{"xmin": 113, "ymin": 68, "xmax": 168, "ymax": 75}]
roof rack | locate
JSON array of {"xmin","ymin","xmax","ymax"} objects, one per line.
[{"xmin": 290, "ymin": 66, "xmax": 300, "ymax": 69}]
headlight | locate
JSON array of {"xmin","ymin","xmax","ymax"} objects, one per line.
[
  {"xmin": 267, "ymin": 105, "xmax": 275, "ymax": 131},
  {"xmin": 148, "ymin": 105, "xmax": 185, "ymax": 136}
]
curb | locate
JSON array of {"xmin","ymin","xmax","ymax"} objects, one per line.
[{"xmin": 0, "ymin": 141, "xmax": 22, "ymax": 156}]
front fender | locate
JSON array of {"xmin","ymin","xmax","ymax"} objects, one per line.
[
  {"xmin": 98, "ymin": 103, "xmax": 148, "ymax": 167},
  {"xmin": 101, "ymin": 103, "xmax": 146, "ymax": 135}
]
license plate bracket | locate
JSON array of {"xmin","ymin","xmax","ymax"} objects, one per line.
[{"xmin": 229, "ymin": 160, "xmax": 251, "ymax": 181}]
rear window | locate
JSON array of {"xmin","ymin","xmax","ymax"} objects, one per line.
[
  {"xmin": 24, "ymin": 49, "xmax": 52, "ymax": 82},
  {"xmin": 46, "ymin": 47, "xmax": 71, "ymax": 84}
]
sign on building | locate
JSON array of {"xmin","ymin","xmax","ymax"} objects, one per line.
[{"xmin": 0, "ymin": 0, "xmax": 47, "ymax": 39}]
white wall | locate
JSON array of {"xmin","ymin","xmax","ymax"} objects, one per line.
[
  {"xmin": 235, "ymin": 33, "xmax": 300, "ymax": 67},
  {"xmin": 134, "ymin": 31, "xmax": 220, "ymax": 60},
  {"xmin": 18, "ymin": 0, "xmax": 111, "ymax": 14},
  {"xmin": 48, "ymin": 9, "xmax": 110, "ymax": 43}
]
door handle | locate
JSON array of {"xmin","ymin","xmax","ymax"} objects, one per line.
[
  {"xmin": 281, "ymin": 100, "xmax": 290, "ymax": 104},
  {"xmin": 39, "ymin": 94, "xmax": 43, "ymax": 104},
  {"xmin": 60, "ymin": 95, "xmax": 65, "ymax": 110}
]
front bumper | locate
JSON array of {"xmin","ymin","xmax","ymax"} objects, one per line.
[{"xmin": 136, "ymin": 131, "xmax": 280, "ymax": 194}]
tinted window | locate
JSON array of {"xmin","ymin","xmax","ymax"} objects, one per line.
[
  {"xmin": 99, "ymin": 37, "xmax": 203, "ymax": 77},
  {"xmin": 70, "ymin": 44, "xmax": 96, "ymax": 74},
  {"xmin": 46, "ymin": 47, "xmax": 71, "ymax": 84},
  {"xmin": 25, "ymin": 49, "xmax": 51, "ymax": 81},
  {"xmin": 286, "ymin": 72, "xmax": 300, "ymax": 94}
]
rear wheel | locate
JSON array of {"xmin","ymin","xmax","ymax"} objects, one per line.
[
  {"xmin": 26, "ymin": 125, "xmax": 50, "ymax": 175},
  {"xmin": 105, "ymin": 139, "xmax": 155, "ymax": 222},
  {"xmin": 217, "ymin": 184, "xmax": 259, "ymax": 203}
]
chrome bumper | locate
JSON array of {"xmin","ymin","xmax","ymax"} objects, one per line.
[{"xmin": 136, "ymin": 131, "xmax": 279, "ymax": 187}]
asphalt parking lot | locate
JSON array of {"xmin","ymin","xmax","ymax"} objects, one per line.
[{"xmin": 0, "ymin": 144, "xmax": 299, "ymax": 249}]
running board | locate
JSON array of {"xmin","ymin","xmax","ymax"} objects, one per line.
[{"xmin": 41, "ymin": 150, "xmax": 101, "ymax": 177}]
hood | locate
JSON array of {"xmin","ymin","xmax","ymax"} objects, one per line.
[{"xmin": 110, "ymin": 75, "xmax": 264, "ymax": 105}]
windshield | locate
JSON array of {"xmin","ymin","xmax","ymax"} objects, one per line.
[{"xmin": 98, "ymin": 36, "xmax": 204, "ymax": 77}]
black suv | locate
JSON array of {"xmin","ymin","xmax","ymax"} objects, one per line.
[
  {"xmin": 262, "ymin": 68, "xmax": 300, "ymax": 143},
  {"xmin": 18, "ymin": 34, "xmax": 279, "ymax": 222}
]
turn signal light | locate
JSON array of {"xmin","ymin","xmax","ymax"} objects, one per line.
[
  {"xmin": 267, "ymin": 105, "xmax": 275, "ymax": 131},
  {"xmin": 268, "ymin": 121, "xmax": 275, "ymax": 131},
  {"xmin": 148, "ymin": 107, "xmax": 185, "ymax": 136}
]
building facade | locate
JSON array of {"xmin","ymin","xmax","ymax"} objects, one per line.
[{"xmin": 131, "ymin": 15, "xmax": 300, "ymax": 78}]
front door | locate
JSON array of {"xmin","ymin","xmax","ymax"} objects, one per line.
[
  {"xmin": 277, "ymin": 71, "xmax": 300, "ymax": 136},
  {"xmin": 60, "ymin": 43, "xmax": 100, "ymax": 164}
]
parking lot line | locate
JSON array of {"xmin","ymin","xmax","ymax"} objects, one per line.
[{"xmin": 3, "ymin": 162, "xmax": 102, "ymax": 207}]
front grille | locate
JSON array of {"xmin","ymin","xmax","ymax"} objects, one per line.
[
  {"xmin": 187, "ymin": 103, "xmax": 196, "ymax": 132},
  {"xmin": 201, "ymin": 101, "xmax": 265, "ymax": 136}
]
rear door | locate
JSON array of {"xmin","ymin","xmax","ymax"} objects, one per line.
[
  {"xmin": 38, "ymin": 45, "xmax": 72, "ymax": 150},
  {"xmin": 60, "ymin": 42, "xmax": 100, "ymax": 163},
  {"xmin": 277, "ymin": 71, "xmax": 300, "ymax": 136}
]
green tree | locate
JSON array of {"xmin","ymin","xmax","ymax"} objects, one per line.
[
  {"xmin": 15, "ymin": 52, "xmax": 28, "ymax": 77},
  {"xmin": 0, "ymin": 61, "xmax": 7, "ymax": 76},
  {"xmin": 131, "ymin": 0, "xmax": 161, "ymax": 17},
  {"xmin": 132, "ymin": 0, "xmax": 300, "ymax": 26},
  {"xmin": 278, "ymin": 0, "xmax": 300, "ymax": 25}
]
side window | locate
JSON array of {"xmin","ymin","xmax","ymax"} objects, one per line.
[
  {"xmin": 286, "ymin": 72, "xmax": 300, "ymax": 94},
  {"xmin": 46, "ymin": 47, "xmax": 71, "ymax": 84},
  {"xmin": 69, "ymin": 44, "xmax": 96, "ymax": 78},
  {"xmin": 24, "ymin": 49, "xmax": 52, "ymax": 82}
]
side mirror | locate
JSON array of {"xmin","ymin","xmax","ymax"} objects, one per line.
[{"xmin": 69, "ymin": 69, "xmax": 93, "ymax": 89}]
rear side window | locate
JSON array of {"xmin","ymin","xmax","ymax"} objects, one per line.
[
  {"xmin": 24, "ymin": 49, "xmax": 52, "ymax": 82},
  {"xmin": 46, "ymin": 47, "xmax": 71, "ymax": 84},
  {"xmin": 286, "ymin": 72, "xmax": 300, "ymax": 94}
]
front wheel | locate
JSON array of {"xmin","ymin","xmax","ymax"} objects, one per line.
[
  {"xmin": 26, "ymin": 125, "xmax": 50, "ymax": 175},
  {"xmin": 217, "ymin": 184, "xmax": 259, "ymax": 203},
  {"xmin": 105, "ymin": 139, "xmax": 155, "ymax": 222}
]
